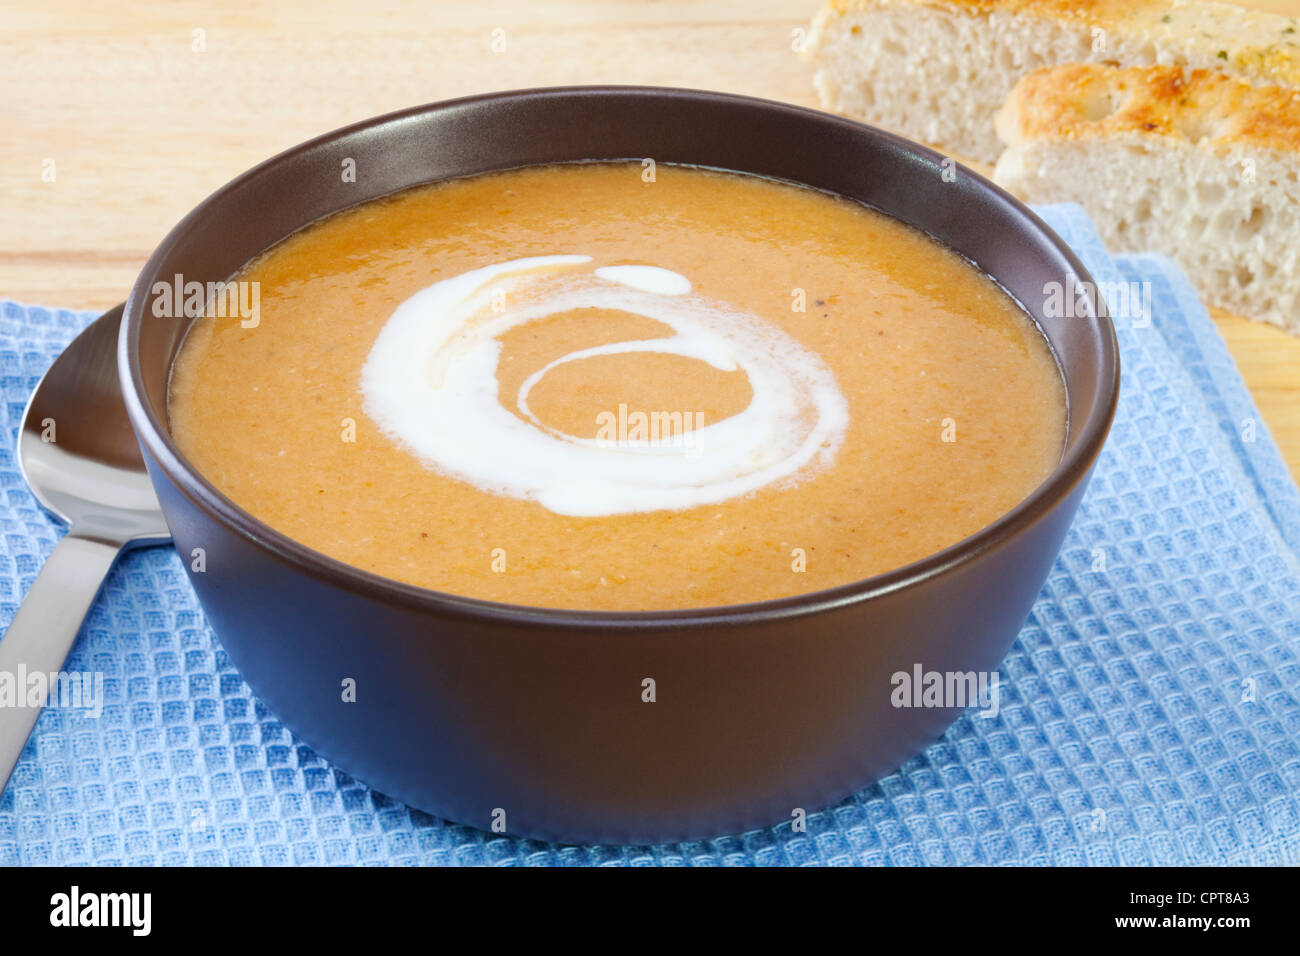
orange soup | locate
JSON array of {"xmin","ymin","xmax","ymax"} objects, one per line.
[{"xmin": 169, "ymin": 162, "xmax": 1065, "ymax": 611}]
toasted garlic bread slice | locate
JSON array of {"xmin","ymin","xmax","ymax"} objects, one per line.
[{"xmin": 993, "ymin": 62, "xmax": 1300, "ymax": 331}]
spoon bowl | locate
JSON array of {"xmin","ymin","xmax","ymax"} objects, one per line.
[{"xmin": 18, "ymin": 304, "xmax": 171, "ymax": 542}]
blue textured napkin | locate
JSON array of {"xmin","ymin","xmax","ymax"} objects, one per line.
[{"xmin": 2, "ymin": 204, "xmax": 1298, "ymax": 866}]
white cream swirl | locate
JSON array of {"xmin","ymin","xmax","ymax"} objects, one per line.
[{"xmin": 360, "ymin": 256, "xmax": 848, "ymax": 516}]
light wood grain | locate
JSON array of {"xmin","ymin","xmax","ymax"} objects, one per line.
[{"xmin": 2, "ymin": 0, "xmax": 1297, "ymax": 479}]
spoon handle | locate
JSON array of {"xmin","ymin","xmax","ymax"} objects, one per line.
[{"xmin": 0, "ymin": 532, "xmax": 121, "ymax": 795}]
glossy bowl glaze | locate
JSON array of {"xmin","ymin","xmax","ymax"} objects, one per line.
[{"xmin": 119, "ymin": 87, "xmax": 1118, "ymax": 844}]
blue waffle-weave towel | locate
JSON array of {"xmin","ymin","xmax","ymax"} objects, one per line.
[{"xmin": 1, "ymin": 204, "xmax": 1298, "ymax": 866}]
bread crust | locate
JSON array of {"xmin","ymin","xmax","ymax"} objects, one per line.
[
  {"xmin": 825, "ymin": 0, "xmax": 1166, "ymax": 20},
  {"xmin": 998, "ymin": 62, "xmax": 1300, "ymax": 153}
]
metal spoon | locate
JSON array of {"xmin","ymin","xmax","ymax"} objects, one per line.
[{"xmin": 0, "ymin": 303, "xmax": 170, "ymax": 794}]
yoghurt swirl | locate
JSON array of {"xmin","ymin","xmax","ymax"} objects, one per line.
[{"xmin": 360, "ymin": 255, "xmax": 849, "ymax": 516}]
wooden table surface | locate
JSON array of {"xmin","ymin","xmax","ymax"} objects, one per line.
[{"xmin": 3, "ymin": 0, "xmax": 1297, "ymax": 480}]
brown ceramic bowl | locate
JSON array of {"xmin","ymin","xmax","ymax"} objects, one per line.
[{"xmin": 119, "ymin": 87, "xmax": 1118, "ymax": 845}]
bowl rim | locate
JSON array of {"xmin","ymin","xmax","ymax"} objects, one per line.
[{"xmin": 120, "ymin": 84, "xmax": 1120, "ymax": 631}]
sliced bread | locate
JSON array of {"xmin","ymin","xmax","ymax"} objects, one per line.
[
  {"xmin": 800, "ymin": 0, "xmax": 1300, "ymax": 163},
  {"xmin": 992, "ymin": 62, "xmax": 1300, "ymax": 331}
]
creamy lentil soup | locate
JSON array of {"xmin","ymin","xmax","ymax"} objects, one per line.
[{"xmin": 168, "ymin": 162, "xmax": 1065, "ymax": 611}]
